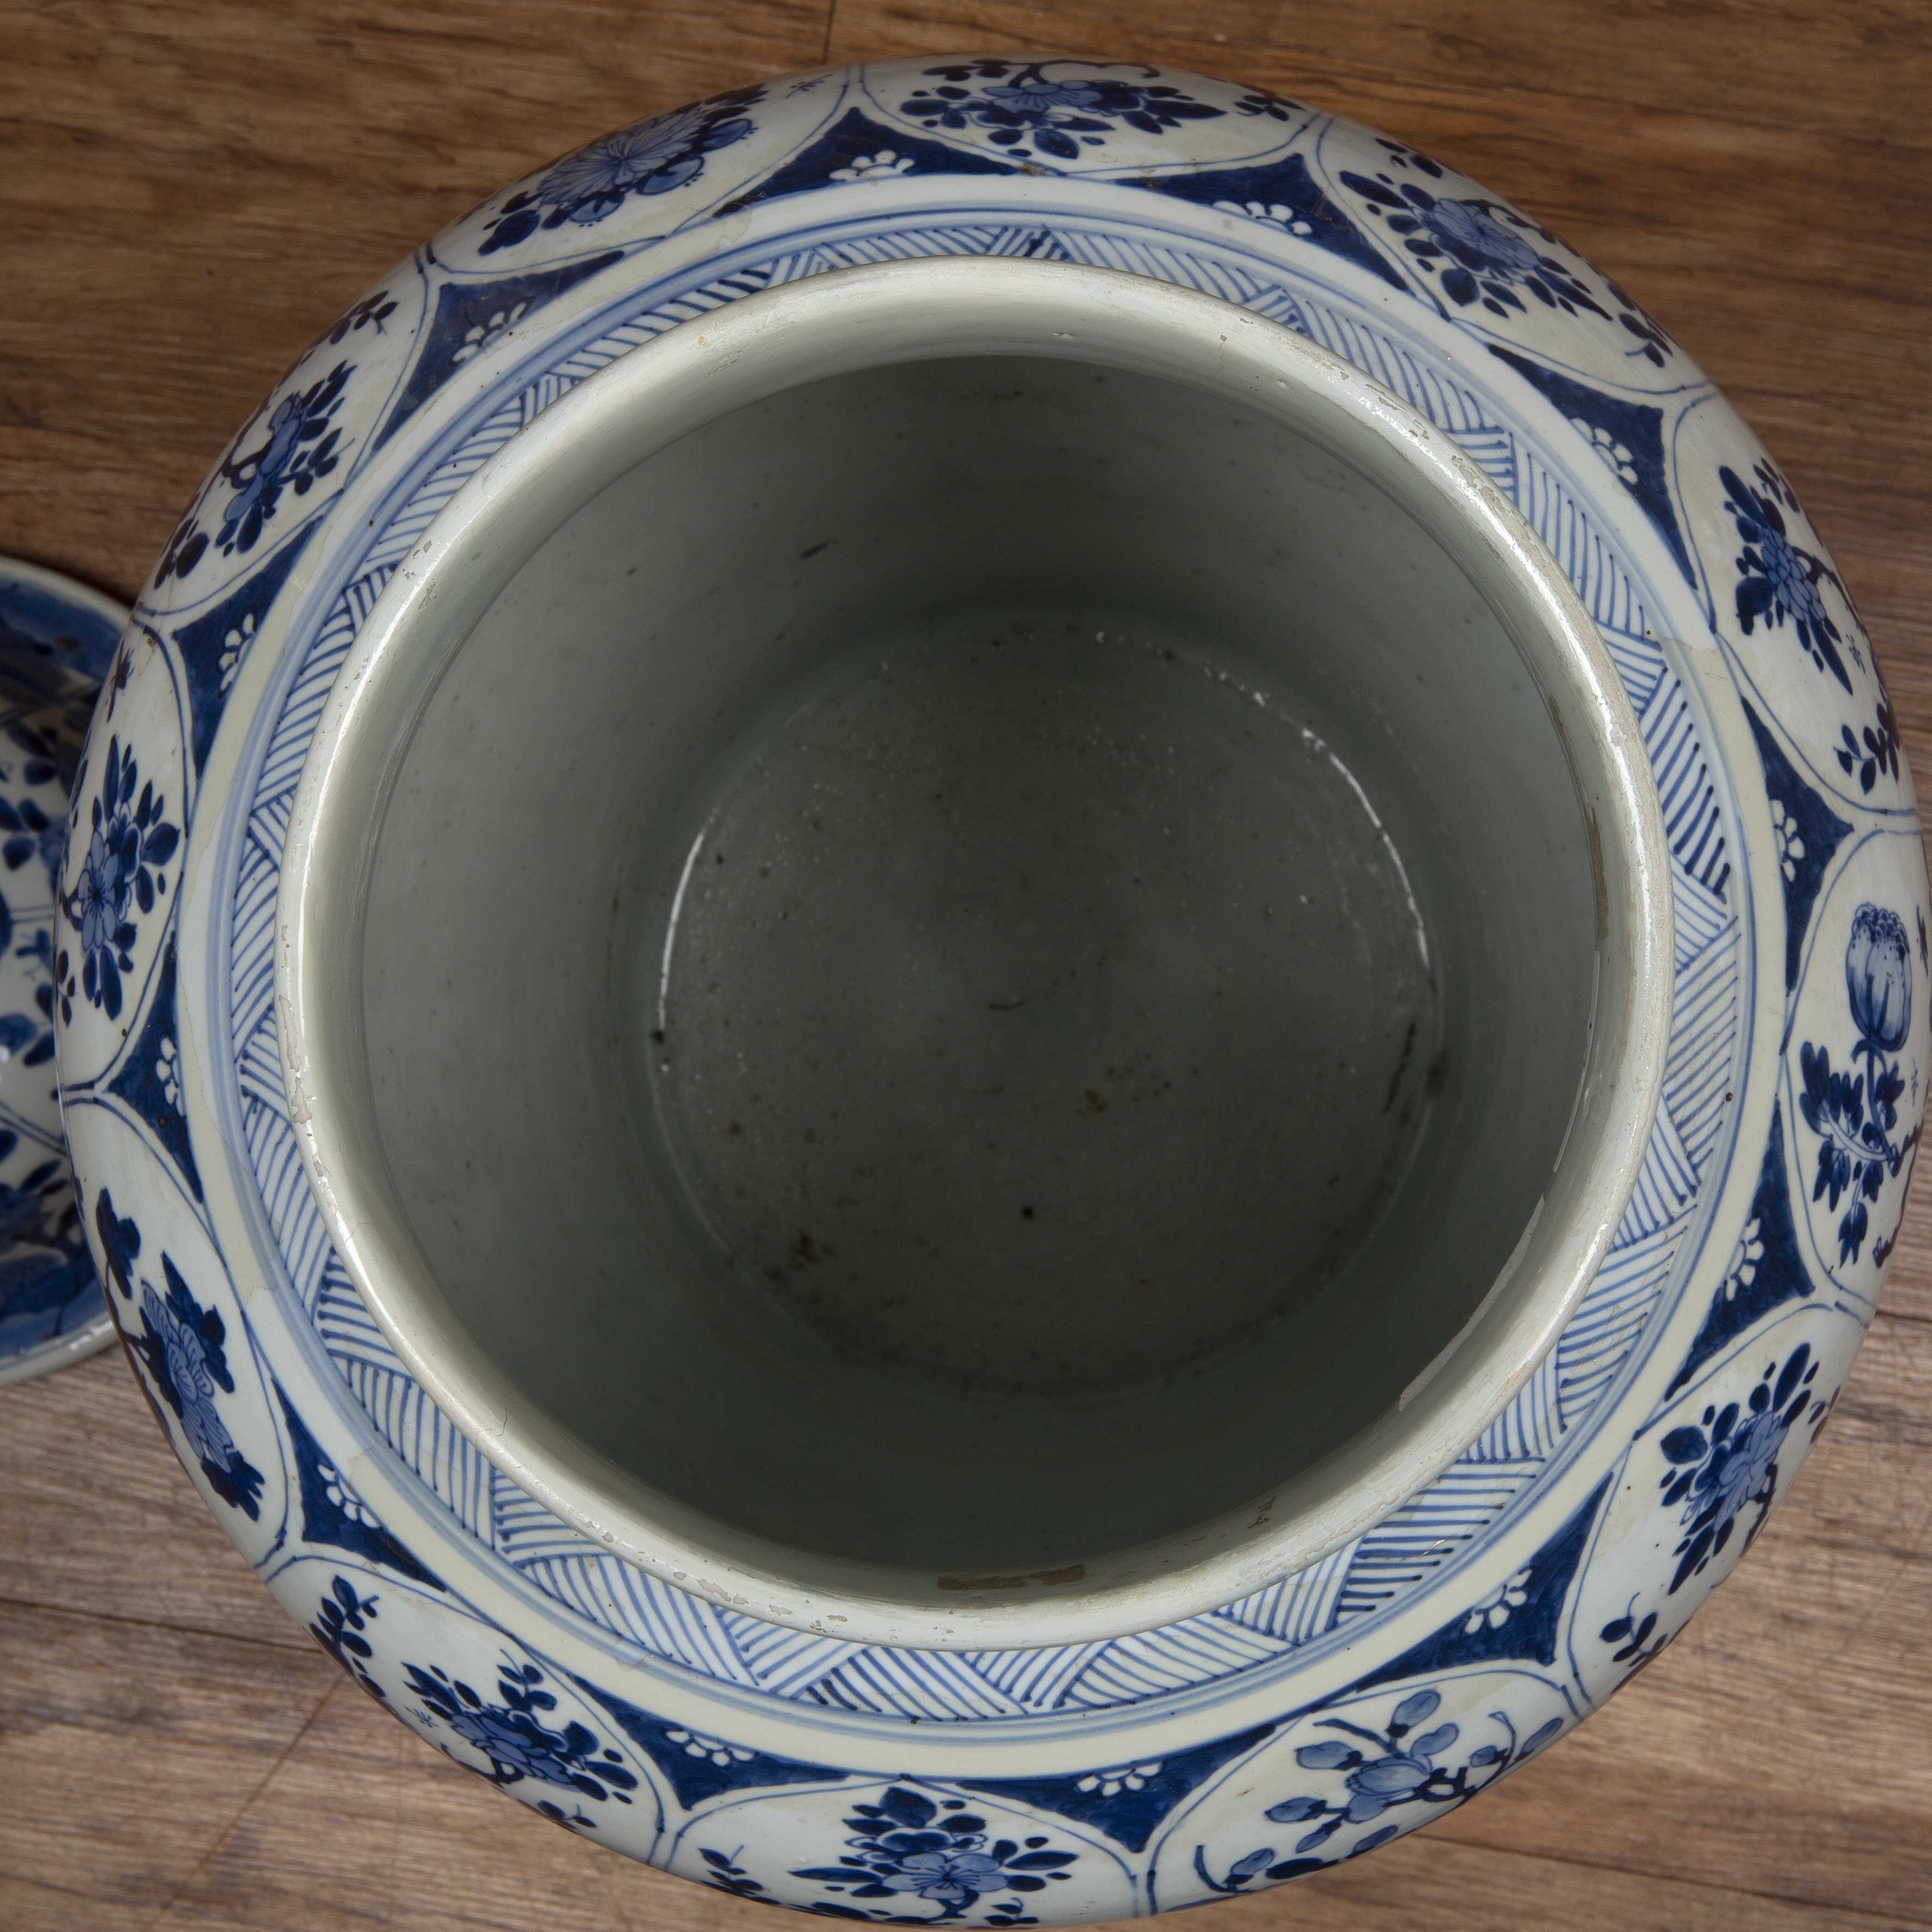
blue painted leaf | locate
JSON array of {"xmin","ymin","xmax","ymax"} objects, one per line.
[
  {"xmin": 1354, "ymin": 1760, "xmax": 1429, "ymax": 1796},
  {"xmin": 1340, "ymin": 171, "xmax": 1407, "ymax": 210},
  {"xmin": 97, "ymin": 953, "xmax": 122, "ymax": 1020},
  {"xmin": 1295, "ymin": 1741, "xmax": 1356, "ymax": 1770},
  {"xmin": 1391, "ymin": 1690, "xmax": 1441, "ymax": 1729},
  {"xmin": 881, "ymin": 1787, "xmax": 937, "ymax": 1828},
  {"xmin": 1773, "ymin": 1344, "xmax": 1812, "ymax": 1411},
  {"xmin": 877, "ymin": 1829, "xmax": 949, "ymax": 1858},
  {"xmin": 1264, "ymin": 1795, "xmax": 1325, "ymax": 1823}
]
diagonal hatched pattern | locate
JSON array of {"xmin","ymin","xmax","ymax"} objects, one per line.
[{"xmin": 228, "ymin": 213, "xmax": 1741, "ymax": 1719}]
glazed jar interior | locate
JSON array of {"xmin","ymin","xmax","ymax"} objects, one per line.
[
  {"xmin": 374, "ymin": 357, "xmax": 1582, "ymax": 1556},
  {"xmin": 286, "ymin": 263, "xmax": 1665, "ymax": 1647}
]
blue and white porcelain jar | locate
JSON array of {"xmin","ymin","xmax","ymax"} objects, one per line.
[{"xmin": 57, "ymin": 57, "xmax": 1925, "ymax": 1919}]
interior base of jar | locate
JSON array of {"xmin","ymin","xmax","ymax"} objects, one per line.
[{"xmin": 652, "ymin": 605, "xmax": 1436, "ymax": 1415}]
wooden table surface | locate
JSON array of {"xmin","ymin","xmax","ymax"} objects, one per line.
[{"xmin": 4, "ymin": 3, "xmax": 1929, "ymax": 1927}]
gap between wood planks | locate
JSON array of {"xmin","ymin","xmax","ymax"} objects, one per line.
[
  {"xmin": 0, "ymin": 1592, "xmax": 315, "ymax": 1656},
  {"xmin": 133, "ymin": 1676, "xmax": 347, "ymax": 1932},
  {"xmin": 818, "ymin": 2, "xmax": 1932, "ymax": 153}
]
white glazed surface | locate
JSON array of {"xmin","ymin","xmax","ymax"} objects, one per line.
[{"xmin": 55, "ymin": 56, "xmax": 1928, "ymax": 1919}]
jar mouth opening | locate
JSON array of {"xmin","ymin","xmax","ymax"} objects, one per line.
[{"xmin": 276, "ymin": 257, "xmax": 1672, "ymax": 1651}]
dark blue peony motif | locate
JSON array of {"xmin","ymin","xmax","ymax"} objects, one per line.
[
  {"xmin": 133, "ymin": 1257, "xmax": 264, "ymax": 1515},
  {"xmin": 151, "ymin": 362, "xmax": 352, "ymax": 585},
  {"xmin": 1193, "ymin": 1692, "xmax": 1563, "ymax": 1889},
  {"xmin": 1339, "ymin": 170, "xmax": 1607, "ymax": 327},
  {"xmin": 94, "ymin": 1187, "xmax": 264, "ymax": 1517},
  {"xmin": 780, "ymin": 1786, "xmax": 1078, "ymax": 1924},
  {"xmin": 1412, "ymin": 198, "xmax": 1545, "ymax": 283},
  {"xmin": 897, "ymin": 60, "xmax": 1223, "ymax": 164},
  {"xmin": 305, "ymin": 1577, "xmax": 614, "ymax": 1833},
  {"xmin": 1656, "ymin": 1341, "xmax": 1833, "ymax": 1594},
  {"xmin": 479, "ymin": 87, "xmax": 763, "ymax": 254},
  {"xmin": 401, "ymin": 1654, "xmax": 638, "ymax": 1806},
  {"xmin": 215, "ymin": 362, "xmax": 351, "ymax": 557},
  {"xmin": 1720, "ymin": 460, "xmax": 1858, "ymax": 694},
  {"xmin": 1349, "ymin": 146, "xmax": 1677, "ymax": 363},
  {"xmin": 57, "ymin": 734, "xmax": 178, "ymax": 1022},
  {"xmin": 1798, "ymin": 903, "xmax": 1921, "ymax": 1265},
  {"xmin": 1340, "ymin": 164, "xmax": 1678, "ymax": 367}
]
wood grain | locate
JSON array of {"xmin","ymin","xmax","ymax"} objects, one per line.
[{"xmin": 2, "ymin": 2, "xmax": 1929, "ymax": 1926}]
